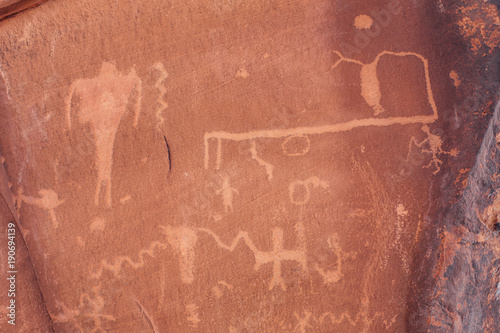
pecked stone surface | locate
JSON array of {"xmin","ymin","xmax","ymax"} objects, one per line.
[{"xmin": 0, "ymin": 0, "xmax": 498, "ymax": 332}]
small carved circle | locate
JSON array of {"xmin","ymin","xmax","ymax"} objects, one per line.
[{"xmin": 281, "ymin": 135, "xmax": 311, "ymax": 157}]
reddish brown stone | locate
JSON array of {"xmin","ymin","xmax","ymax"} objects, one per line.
[
  {"xmin": 0, "ymin": 0, "xmax": 498, "ymax": 332},
  {"xmin": 0, "ymin": 0, "xmax": 46, "ymax": 20}
]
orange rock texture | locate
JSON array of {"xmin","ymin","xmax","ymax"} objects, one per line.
[{"xmin": 0, "ymin": 0, "xmax": 499, "ymax": 332}]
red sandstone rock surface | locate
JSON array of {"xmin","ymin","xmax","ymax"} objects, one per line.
[
  {"xmin": 0, "ymin": 0, "xmax": 499, "ymax": 332},
  {"xmin": 0, "ymin": 0, "xmax": 46, "ymax": 20}
]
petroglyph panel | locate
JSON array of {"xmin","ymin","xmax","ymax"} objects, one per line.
[{"xmin": 0, "ymin": 0, "xmax": 497, "ymax": 332}]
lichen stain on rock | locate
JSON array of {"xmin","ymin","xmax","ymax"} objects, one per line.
[{"xmin": 456, "ymin": 0, "xmax": 500, "ymax": 55}]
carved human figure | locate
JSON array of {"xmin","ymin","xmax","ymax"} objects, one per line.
[
  {"xmin": 66, "ymin": 62, "xmax": 142, "ymax": 207},
  {"xmin": 160, "ymin": 225, "xmax": 198, "ymax": 284},
  {"xmin": 216, "ymin": 176, "xmax": 239, "ymax": 213},
  {"xmin": 406, "ymin": 125, "xmax": 458, "ymax": 174},
  {"xmin": 294, "ymin": 310, "xmax": 313, "ymax": 333}
]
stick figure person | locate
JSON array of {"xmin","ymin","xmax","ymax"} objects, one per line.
[
  {"xmin": 406, "ymin": 125, "xmax": 458, "ymax": 174},
  {"xmin": 216, "ymin": 176, "xmax": 239, "ymax": 213}
]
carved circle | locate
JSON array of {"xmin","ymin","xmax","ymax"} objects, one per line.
[{"xmin": 281, "ymin": 135, "xmax": 311, "ymax": 157}]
